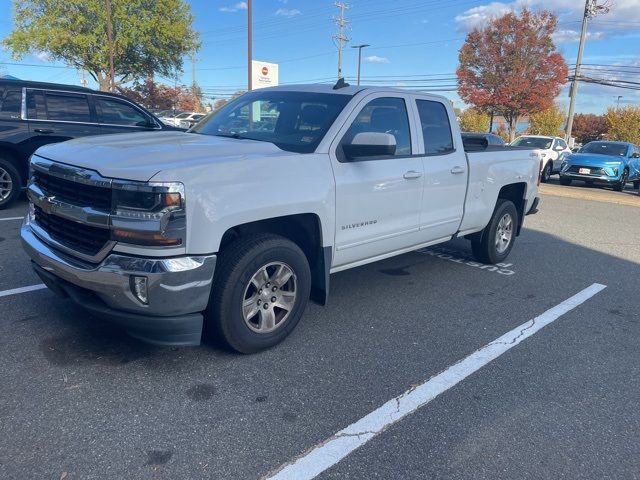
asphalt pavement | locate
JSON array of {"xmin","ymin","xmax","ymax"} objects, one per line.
[{"xmin": 0, "ymin": 181, "xmax": 639, "ymax": 480}]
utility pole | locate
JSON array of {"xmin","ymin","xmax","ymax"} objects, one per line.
[
  {"xmin": 247, "ymin": 0, "xmax": 253, "ymax": 91},
  {"xmin": 565, "ymin": 0, "xmax": 608, "ymax": 143},
  {"xmin": 105, "ymin": 0, "xmax": 116, "ymax": 92},
  {"xmin": 191, "ymin": 51, "xmax": 196, "ymax": 90},
  {"xmin": 333, "ymin": 2, "xmax": 350, "ymax": 80},
  {"xmin": 351, "ymin": 44, "xmax": 369, "ymax": 85}
]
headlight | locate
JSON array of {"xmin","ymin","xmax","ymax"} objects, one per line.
[{"xmin": 111, "ymin": 182, "xmax": 185, "ymax": 247}]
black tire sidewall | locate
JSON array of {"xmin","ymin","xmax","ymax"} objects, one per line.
[
  {"xmin": 0, "ymin": 158, "xmax": 22, "ymax": 208},
  {"xmin": 542, "ymin": 162, "xmax": 552, "ymax": 182},
  {"xmin": 211, "ymin": 236, "xmax": 311, "ymax": 353},
  {"xmin": 615, "ymin": 170, "xmax": 628, "ymax": 191},
  {"xmin": 476, "ymin": 200, "xmax": 518, "ymax": 264}
]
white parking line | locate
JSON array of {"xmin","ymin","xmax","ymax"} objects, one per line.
[
  {"xmin": 0, "ymin": 284, "xmax": 47, "ymax": 298},
  {"xmin": 0, "ymin": 216, "xmax": 24, "ymax": 222},
  {"xmin": 265, "ymin": 283, "xmax": 607, "ymax": 480}
]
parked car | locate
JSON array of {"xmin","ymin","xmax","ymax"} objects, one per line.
[
  {"xmin": 158, "ymin": 110, "xmax": 185, "ymax": 126},
  {"xmin": 559, "ymin": 141, "xmax": 640, "ymax": 191},
  {"xmin": 461, "ymin": 132, "xmax": 505, "ymax": 151},
  {"xmin": 21, "ymin": 84, "xmax": 540, "ymax": 353},
  {"xmin": 179, "ymin": 113, "xmax": 206, "ymax": 129},
  {"xmin": 510, "ymin": 135, "xmax": 571, "ymax": 183},
  {"xmin": 0, "ymin": 79, "xmax": 179, "ymax": 208}
]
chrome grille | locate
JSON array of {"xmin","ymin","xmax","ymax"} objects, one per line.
[{"xmin": 32, "ymin": 169, "xmax": 112, "ymax": 211}]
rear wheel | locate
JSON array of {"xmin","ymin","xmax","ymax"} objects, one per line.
[
  {"xmin": 541, "ymin": 162, "xmax": 552, "ymax": 183},
  {"xmin": 471, "ymin": 199, "xmax": 518, "ymax": 264},
  {"xmin": 559, "ymin": 176, "xmax": 572, "ymax": 186},
  {"xmin": 206, "ymin": 233, "xmax": 311, "ymax": 354},
  {"xmin": 613, "ymin": 169, "xmax": 628, "ymax": 192},
  {"xmin": 0, "ymin": 158, "xmax": 22, "ymax": 209}
]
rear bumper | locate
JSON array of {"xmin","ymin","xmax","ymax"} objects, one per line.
[{"xmin": 21, "ymin": 223, "xmax": 216, "ymax": 346}]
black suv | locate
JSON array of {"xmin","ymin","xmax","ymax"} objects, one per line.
[{"xmin": 0, "ymin": 79, "xmax": 178, "ymax": 208}]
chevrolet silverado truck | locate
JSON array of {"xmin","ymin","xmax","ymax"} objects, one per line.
[{"xmin": 21, "ymin": 84, "xmax": 541, "ymax": 353}]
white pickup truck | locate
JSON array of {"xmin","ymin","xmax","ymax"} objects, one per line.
[{"xmin": 21, "ymin": 84, "xmax": 541, "ymax": 353}]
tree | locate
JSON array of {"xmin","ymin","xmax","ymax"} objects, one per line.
[
  {"xmin": 3, "ymin": 0, "xmax": 199, "ymax": 91},
  {"xmin": 528, "ymin": 104, "xmax": 565, "ymax": 136},
  {"xmin": 604, "ymin": 106, "xmax": 640, "ymax": 145},
  {"xmin": 571, "ymin": 113, "xmax": 608, "ymax": 144},
  {"xmin": 457, "ymin": 8, "xmax": 568, "ymax": 141},
  {"xmin": 117, "ymin": 77, "xmax": 205, "ymax": 112},
  {"xmin": 459, "ymin": 108, "xmax": 490, "ymax": 132}
]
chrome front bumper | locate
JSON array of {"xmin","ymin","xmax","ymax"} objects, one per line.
[{"xmin": 21, "ymin": 222, "xmax": 216, "ymax": 345}]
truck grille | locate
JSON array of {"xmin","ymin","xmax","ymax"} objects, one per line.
[
  {"xmin": 34, "ymin": 206, "xmax": 111, "ymax": 256},
  {"xmin": 32, "ymin": 170, "xmax": 112, "ymax": 211}
]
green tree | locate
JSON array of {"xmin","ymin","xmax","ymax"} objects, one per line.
[
  {"xmin": 528, "ymin": 104, "xmax": 565, "ymax": 136},
  {"xmin": 459, "ymin": 108, "xmax": 490, "ymax": 132},
  {"xmin": 604, "ymin": 106, "xmax": 640, "ymax": 145},
  {"xmin": 3, "ymin": 0, "xmax": 199, "ymax": 91}
]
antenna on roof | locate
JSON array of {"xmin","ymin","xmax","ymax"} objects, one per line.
[{"xmin": 333, "ymin": 77, "xmax": 350, "ymax": 90}]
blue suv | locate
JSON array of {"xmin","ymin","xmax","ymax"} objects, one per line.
[{"xmin": 559, "ymin": 141, "xmax": 640, "ymax": 192}]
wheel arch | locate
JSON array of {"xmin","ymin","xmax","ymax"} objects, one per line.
[
  {"xmin": 218, "ymin": 213, "xmax": 331, "ymax": 306},
  {"xmin": 497, "ymin": 182, "xmax": 527, "ymax": 236},
  {"xmin": 0, "ymin": 143, "xmax": 27, "ymax": 186}
]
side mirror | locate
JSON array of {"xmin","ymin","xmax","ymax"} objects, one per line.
[
  {"xmin": 343, "ymin": 132, "xmax": 396, "ymax": 160},
  {"xmin": 631, "ymin": 152, "xmax": 640, "ymax": 158},
  {"xmin": 554, "ymin": 145, "xmax": 565, "ymax": 151}
]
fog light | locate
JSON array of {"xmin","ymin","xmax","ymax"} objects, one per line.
[{"xmin": 130, "ymin": 276, "xmax": 148, "ymax": 305}]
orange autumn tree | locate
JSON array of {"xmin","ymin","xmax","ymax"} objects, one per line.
[{"xmin": 457, "ymin": 9, "xmax": 568, "ymax": 141}]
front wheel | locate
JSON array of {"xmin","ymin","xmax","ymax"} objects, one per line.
[
  {"xmin": 206, "ymin": 233, "xmax": 311, "ymax": 354},
  {"xmin": 559, "ymin": 176, "xmax": 572, "ymax": 186},
  {"xmin": 613, "ymin": 169, "xmax": 628, "ymax": 192},
  {"xmin": 633, "ymin": 180, "xmax": 639, "ymax": 190},
  {"xmin": 541, "ymin": 162, "xmax": 552, "ymax": 183},
  {"xmin": 0, "ymin": 158, "xmax": 22, "ymax": 209},
  {"xmin": 471, "ymin": 199, "xmax": 518, "ymax": 264}
]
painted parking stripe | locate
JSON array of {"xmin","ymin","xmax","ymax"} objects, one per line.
[
  {"xmin": 265, "ymin": 283, "xmax": 607, "ymax": 480},
  {"xmin": 0, "ymin": 284, "xmax": 47, "ymax": 298},
  {"xmin": 0, "ymin": 216, "xmax": 24, "ymax": 222}
]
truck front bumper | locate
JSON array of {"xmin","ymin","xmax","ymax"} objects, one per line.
[{"xmin": 21, "ymin": 223, "xmax": 216, "ymax": 346}]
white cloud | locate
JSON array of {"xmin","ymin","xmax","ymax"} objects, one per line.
[
  {"xmin": 275, "ymin": 8, "xmax": 301, "ymax": 17},
  {"xmin": 219, "ymin": 2, "xmax": 247, "ymax": 13},
  {"xmin": 552, "ymin": 29, "xmax": 605, "ymax": 43},
  {"xmin": 455, "ymin": 2, "xmax": 514, "ymax": 31},
  {"xmin": 455, "ymin": 0, "xmax": 640, "ymax": 43},
  {"xmin": 365, "ymin": 55, "xmax": 390, "ymax": 64},
  {"xmin": 35, "ymin": 51, "xmax": 51, "ymax": 62}
]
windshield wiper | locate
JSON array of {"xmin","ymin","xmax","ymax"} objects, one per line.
[{"xmin": 214, "ymin": 133, "xmax": 271, "ymax": 143}]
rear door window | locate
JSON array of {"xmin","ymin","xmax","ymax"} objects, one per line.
[
  {"xmin": 26, "ymin": 90, "xmax": 47, "ymax": 119},
  {"xmin": 0, "ymin": 88, "xmax": 22, "ymax": 119},
  {"xmin": 95, "ymin": 97, "xmax": 149, "ymax": 127},
  {"xmin": 45, "ymin": 91, "xmax": 91, "ymax": 122},
  {"xmin": 416, "ymin": 100, "xmax": 454, "ymax": 155}
]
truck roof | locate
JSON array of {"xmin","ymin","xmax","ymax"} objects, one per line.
[{"xmin": 262, "ymin": 83, "xmax": 431, "ymax": 97}]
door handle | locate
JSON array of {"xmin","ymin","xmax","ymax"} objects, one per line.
[
  {"xmin": 450, "ymin": 166, "xmax": 466, "ymax": 174},
  {"xmin": 403, "ymin": 170, "xmax": 423, "ymax": 179},
  {"xmin": 34, "ymin": 128, "xmax": 54, "ymax": 134}
]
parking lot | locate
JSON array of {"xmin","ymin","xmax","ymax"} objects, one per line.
[{"xmin": 1, "ymin": 182, "xmax": 639, "ymax": 480}]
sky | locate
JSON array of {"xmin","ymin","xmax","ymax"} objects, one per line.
[{"xmin": 0, "ymin": 0, "xmax": 639, "ymax": 114}]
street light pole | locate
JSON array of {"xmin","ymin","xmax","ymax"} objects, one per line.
[
  {"xmin": 351, "ymin": 44, "xmax": 370, "ymax": 86},
  {"xmin": 247, "ymin": 0, "xmax": 253, "ymax": 91},
  {"xmin": 616, "ymin": 95, "xmax": 623, "ymax": 109}
]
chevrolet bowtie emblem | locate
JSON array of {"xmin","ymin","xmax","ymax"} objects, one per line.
[{"xmin": 41, "ymin": 195, "xmax": 58, "ymax": 214}]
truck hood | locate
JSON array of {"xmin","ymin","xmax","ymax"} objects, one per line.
[
  {"xmin": 565, "ymin": 152, "xmax": 625, "ymax": 167},
  {"xmin": 34, "ymin": 131, "xmax": 293, "ymax": 182}
]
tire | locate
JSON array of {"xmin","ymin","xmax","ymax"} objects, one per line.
[
  {"xmin": 633, "ymin": 180, "xmax": 640, "ymax": 190},
  {"xmin": 541, "ymin": 161, "xmax": 552, "ymax": 183},
  {"xmin": 471, "ymin": 199, "xmax": 518, "ymax": 265},
  {"xmin": 0, "ymin": 158, "xmax": 22, "ymax": 209},
  {"xmin": 559, "ymin": 176, "xmax": 572, "ymax": 186},
  {"xmin": 613, "ymin": 169, "xmax": 628, "ymax": 192},
  {"xmin": 206, "ymin": 233, "xmax": 311, "ymax": 354}
]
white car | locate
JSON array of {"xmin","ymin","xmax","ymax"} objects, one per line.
[
  {"xmin": 158, "ymin": 110, "xmax": 185, "ymax": 127},
  {"xmin": 22, "ymin": 84, "xmax": 541, "ymax": 353},
  {"xmin": 510, "ymin": 135, "xmax": 571, "ymax": 182},
  {"xmin": 171, "ymin": 112, "xmax": 202, "ymax": 127},
  {"xmin": 179, "ymin": 113, "xmax": 206, "ymax": 129}
]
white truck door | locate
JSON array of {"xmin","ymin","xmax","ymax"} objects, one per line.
[
  {"xmin": 330, "ymin": 94, "xmax": 425, "ymax": 268},
  {"xmin": 413, "ymin": 97, "xmax": 468, "ymax": 241}
]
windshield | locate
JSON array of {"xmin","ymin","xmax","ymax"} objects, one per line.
[
  {"xmin": 176, "ymin": 113, "xmax": 191, "ymax": 119},
  {"xmin": 191, "ymin": 90, "xmax": 353, "ymax": 153},
  {"xmin": 511, "ymin": 136, "xmax": 553, "ymax": 149},
  {"xmin": 579, "ymin": 142, "xmax": 628, "ymax": 157}
]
